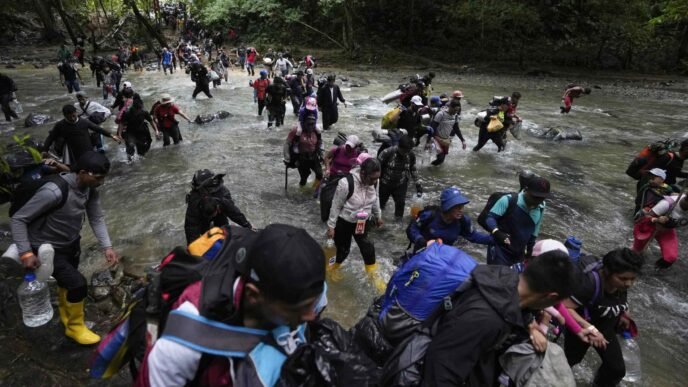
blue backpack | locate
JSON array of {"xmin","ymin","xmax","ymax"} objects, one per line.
[{"xmin": 379, "ymin": 243, "xmax": 478, "ymax": 322}]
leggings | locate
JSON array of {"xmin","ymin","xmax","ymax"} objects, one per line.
[
  {"xmin": 564, "ymin": 318, "xmax": 625, "ymax": 387},
  {"xmin": 334, "ymin": 217, "xmax": 376, "ymax": 265}
]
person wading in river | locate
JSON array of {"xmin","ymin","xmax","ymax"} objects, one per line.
[
  {"xmin": 560, "ymin": 85, "xmax": 591, "ymax": 114},
  {"xmin": 152, "ymin": 93, "xmax": 192, "ymax": 146}
]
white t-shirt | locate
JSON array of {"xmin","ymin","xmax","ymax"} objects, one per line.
[{"xmin": 651, "ymin": 195, "xmax": 687, "ymax": 220}]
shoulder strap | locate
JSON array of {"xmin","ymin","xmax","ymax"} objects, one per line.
[
  {"xmin": 345, "ymin": 174, "xmax": 355, "ymax": 200},
  {"xmin": 582, "ymin": 261, "xmax": 603, "ymax": 305},
  {"xmin": 503, "ymin": 192, "xmax": 519, "ymax": 218},
  {"xmin": 161, "ymin": 310, "xmax": 267, "ymax": 357}
]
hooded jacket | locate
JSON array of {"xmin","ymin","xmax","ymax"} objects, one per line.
[
  {"xmin": 423, "ymin": 265, "xmax": 527, "ymax": 387},
  {"xmin": 327, "ymin": 168, "xmax": 381, "ymax": 228}
]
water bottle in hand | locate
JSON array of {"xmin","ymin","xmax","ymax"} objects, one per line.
[
  {"xmin": 18, "ymin": 272, "xmax": 54, "ymax": 327},
  {"xmin": 620, "ymin": 330, "xmax": 642, "ymax": 383}
]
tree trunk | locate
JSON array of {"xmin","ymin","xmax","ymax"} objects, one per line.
[
  {"xmin": 125, "ymin": 0, "xmax": 167, "ymax": 48},
  {"xmin": 32, "ymin": 0, "xmax": 62, "ymax": 42},
  {"xmin": 343, "ymin": 0, "xmax": 356, "ymax": 53},
  {"xmin": 98, "ymin": 0, "xmax": 111, "ymax": 24},
  {"xmin": 677, "ymin": 23, "xmax": 688, "ymax": 67},
  {"xmin": 52, "ymin": 0, "xmax": 78, "ymax": 45}
]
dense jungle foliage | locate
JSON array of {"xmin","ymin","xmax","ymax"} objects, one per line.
[{"xmin": 1, "ymin": 0, "xmax": 687, "ymax": 72}]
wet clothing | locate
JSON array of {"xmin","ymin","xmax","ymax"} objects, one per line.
[
  {"xmin": 473, "ymin": 108, "xmax": 505, "ymax": 152},
  {"xmin": 75, "ymin": 100, "xmax": 111, "ymax": 126},
  {"xmin": 44, "ymin": 118, "xmax": 115, "ymax": 162},
  {"xmin": 328, "ymin": 169, "xmax": 381, "ymax": 265},
  {"xmin": 289, "ymin": 76, "xmax": 305, "ymax": 114},
  {"xmin": 317, "ymin": 84, "xmax": 345, "ymax": 130},
  {"xmin": 485, "ymin": 192, "xmax": 544, "ymax": 266},
  {"xmin": 253, "ymin": 78, "xmax": 270, "ymax": 115},
  {"xmin": 561, "ymin": 86, "xmax": 586, "ymax": 113},
  {"xmin": 58, "ymin": 63, "xmax": 81, "ymax": 93},
  {"xmin": 162, "ymin": 51, "xmax": 174, "ymax": 74},
  {"xmin": 192, "ymin": 67, "xmax": 212, "ymax": 99},
  {"xmin": 565, "ymin": 259, "xmax": 628, "ymax": 386},
  {"xmin": 0, "ymin": 74, "xmax": 19, "ymax": 121},
  {"xmin": 10, "ymin": 173, "xmax": 112, "ymax": 302},
  {"xmin": 285, "ymin": 127, "xmax": 322, "ymax": 185},
  {"xmin": 122, "ymin": 109, "xmax": 154, "ymax": 157},
  {"xmin": 266, "ymin": 81, "xmax": 288, "ymax": 127},
  {"xmin": 378, "ymin": 146, "xmax": 419, "ymax": 217},
  {"xmin": 153, "ymin": 103, "xmax": 183, "ymax": 146},
  {"xmin": 407, "ymin": 208, "xmax": 492, "ymax": 252},
  {"xmin": 184, "ymin": 185, "xmax": 252, "ymax": 244},
  {"xmin": 424, "ymin": 265, "xmax": 529, "ymax": 387},
  {"xmin": 634, "ymin": 182, "xmax": 674, "ymax": 214}
]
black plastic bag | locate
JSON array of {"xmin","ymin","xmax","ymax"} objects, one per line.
[
  {"xmin": 351, "ymin": 298, "xmax": 394, "ymax": 366},
  {"xmin": 278, "ymin": 318, "xmax": 380, "ymax": 387}
]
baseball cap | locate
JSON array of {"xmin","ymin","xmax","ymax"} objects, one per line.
[
  {"xmin": 123, "ymin": 81, "xmax": 132, "ymax": 88},
  {"xmin": 73, "ymin": 151, "xmax": 110, "ymax": 175},
  {"xmin": 648, "ymin": 168, "xmax": 666, "ymax": 180},
  {"xmin": 245, "ymin": 224, "xmax": 325, "ymax": 304},
  {"xmin": 345, "ymin": 135, "xmax": 360, "ymax": 148},
  {"xmin": 440, "ymin": 187, "xmax": 470, "ymax": 212},
  {"xmin": 410, "ymin": 95, "xmax": 423, "ymax": 106},
  {"xmin": 525, "ymin": 176, "xmax": 551, "ymax": 198},
  {"xmin": 532, "ymin": 239, "xmax": 568, "ymax": 257},
  {"xmin": 192, "ymin": 169, "xmax": 225, "ymax": 189},
  {"xmin": 76, "ymin": 92, "xmax": 88, "ymax": 98}
]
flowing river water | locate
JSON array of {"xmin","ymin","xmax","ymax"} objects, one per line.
[{"xmin": 0, "ymin": 63, "xmax": 687, "ymax": 386}]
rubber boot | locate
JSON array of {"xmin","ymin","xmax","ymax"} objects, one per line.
[
  {"xmin": 327, "ymin": 262, "xmax": 344, "ymax": 282},
  {"xmin": 64, "ymin": 300, "xmax": 101, "ymax": 345},
  {"xmin": 365, "ymin": 263, "xmax": 387, "ymax": 294},
  {"xmin": 57, "ymin": 287, "xmax": 69, "ymax": 328},
  {"xmin": 311, "ymin": 178, "xmax": 321, "ymax": 190}
]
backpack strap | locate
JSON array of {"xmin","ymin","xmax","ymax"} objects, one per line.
[
  {"xmin": 161, "ymin": 309, "xmax": 268, "ymax": 357},
  {"xmin": 345, "ymin": 174, "xmax": 355, "ymax": 201}
]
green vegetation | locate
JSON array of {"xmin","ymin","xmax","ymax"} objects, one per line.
[{"xmin": 2, "ymin": 0, "xmax": 688, "ymax": 72}]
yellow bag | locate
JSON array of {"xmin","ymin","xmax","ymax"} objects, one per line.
[
  {"xmin": 487, "ymin": 116, "xmax": 504, "ymax": 133},
  {"xmin": 188, "ymin": 227, "xmax": 226, "ymax": 257},
  {"xmin": 381, "ymin": 107, "xmax": 402, "ymax": 130}
]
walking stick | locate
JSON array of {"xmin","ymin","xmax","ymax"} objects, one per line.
[{"xmin": 284, "ymin": 164, "xmax": 288, "ymax": 192}]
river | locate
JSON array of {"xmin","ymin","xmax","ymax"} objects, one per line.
[{"xmin": 0, "ymin": 63, "xmax": 686, "ymax": 386}]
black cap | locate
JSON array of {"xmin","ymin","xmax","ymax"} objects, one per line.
[
  {"xmin": 73, "ymin": 151, "xmax": 110, "ymax": 175},
  {"xmin": 245, "ymin": 224, "xmax": 325, "ymax": 304},
  {"xmin": 192, "ymin": 169, "xmax": 225, "ymax": 190},
  {"xmin": 526, "ymin": 176, "xmax": 551, "ymax": 198}
]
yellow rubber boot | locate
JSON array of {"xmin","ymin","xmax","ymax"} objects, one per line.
[
  {"xmin": 57, "ymin": 287, "xmax": 70, "ymax": 328},
  {"xmin": 64, "ymin": 300, "xmax": 101, "ymax": 345},
  {"xmin": 365, "ymin": 263, "xmax": 387, "ymax": 294},
  {"xmin": 327, "ymin": 262, "xmax": 344, "ymax": 282}
]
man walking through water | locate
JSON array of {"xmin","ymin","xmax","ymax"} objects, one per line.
[
  {"xmin": 317, "ymin": 75, "xmax": 346, "ymax": 131},
  {"xmin": 0, "ymin": 72, "xmax": 19, "ymax": 121}
]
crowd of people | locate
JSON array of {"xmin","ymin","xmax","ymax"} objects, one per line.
[{"xmin": 1, "ymin": 20, "xmax": 687, "ymax": 387}]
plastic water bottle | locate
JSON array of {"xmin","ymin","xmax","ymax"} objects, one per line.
[
  {"xmin": 17, "ymin": 272, "xmax": 54, "ymax": 327},
  {"xmin": 410, "ymin": 194, "xmax": 424, "ymax": 218},
  {"xmin": 323, "ymin": 239, "xmax": 336, "ymax": 268},
  {"xmin": 620, "ymin": 331, "xmax": 642, "ymax": 383},
  {"xmin": 11, "ymin": 98, "xmax": 23, "ymax": 114}
]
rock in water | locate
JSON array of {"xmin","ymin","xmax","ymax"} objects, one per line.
[
  {"xmin": 215, "ymin": 111, "xmax": 231, "ymax": 120},
  {"xmin": 24, "ymin": 113, "xmax": 52, "ymax": 127},
  {"xmin": 542, "ymin": 127, "xmax": 583, "ymax": 141}
]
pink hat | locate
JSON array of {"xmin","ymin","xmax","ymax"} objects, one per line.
[
  {"xmin": 305, "ymin": 97, "xmax": 317, "ymax": 111},
  {"xmin": 532, "ymin": 239, "xmax": 568, "ymax": 257},
  {"xmin": 356, "ymin": 152, "xmax": 372, "ymax": 165}
]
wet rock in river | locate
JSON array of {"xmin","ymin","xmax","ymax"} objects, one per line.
[{"xmin": 24, "ymin": 113, "xmax": 52, "ymax": 127}]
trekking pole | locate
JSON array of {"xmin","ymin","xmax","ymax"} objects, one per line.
[{"xmin": 284, "ymin": 164, "xmax": 288, "ymax": 192}]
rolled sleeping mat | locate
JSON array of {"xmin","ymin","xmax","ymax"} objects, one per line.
[{"xmin": 381, "ymin": 89, "xmax": 403, "ymax": 104}]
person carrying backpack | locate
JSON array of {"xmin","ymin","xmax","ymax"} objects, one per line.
[
  {"xmin": 283, "ymin": 115, "xmax": 323, "ymax": 188},
  {"xmin": 377, "ymin": 135, "xmax": 422, "ymax": 220},
  {"xmin": 484, "ymin": 176, "xmax": 550, "ymax": 266},
  {"xmin": 184, "ymin": 169, "xmax": 254, "ymax": 244},
  {"xmin": 152, "ymin": 93, "xmax": 192, "ymax": 146},
  {"xmin": 422, "ymin": 250, "xmax": 575, "ymax": 386},
  {"xmin": 10, "ymin": 151, "xmax": 119, "ymax": 345},
  {"xmin": 562, "ymin": 248, "xmax": 644, "ymax": 387},
  {"xmin": 407, "ymin": 186, "xmax": 492, "ymax": 253},
  {"xmin": 429, "ymin": 98, "xmax": 465, "ymax": 165},
  {"xmin": 135, "ymin": 224, "xmax": 327, "ymax": 387},
  {"xmin": 326, "ymin": 158, "xmax": 385, "ymax": 292},
  {"xmin": 323, "ymin": 135, "xmax": 362, "ymax": 178},
  {"xmin": 266, "ymin": 76, "xmax": 288, "ymax": 128},
  {"xmin": 472, "ymin": 97, "xmax": 509, "ymax": 153}
]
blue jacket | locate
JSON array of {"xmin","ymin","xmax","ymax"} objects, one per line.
[
  {"xmin": 407, "ymin": 207, "xmax": 492, "ymax": 251},
  {"xmin": 485, "ymin": 192, "xmax": 544, "ymax": 265}
]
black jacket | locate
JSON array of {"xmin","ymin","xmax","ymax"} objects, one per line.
[
  {"xmin": 0, "ymin": 74, "xmax": 18, "ymax": 95},
  {"xmin": 423, "ymin": 265, "xmax": 527, "ymax": 387},
  {"xmin": 317, "ymin": 84, "xmax": 345, "ymax": 109},
  {"xmin": 44, "ymin": 118, "xmax": 113, "ymax": 161},
  {"xmin": 184, "ymin": 185, "xmax": 252, "ymax": 244}
]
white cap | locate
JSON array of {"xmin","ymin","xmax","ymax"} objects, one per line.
[
  {"xmin": 306, "ymin": 68, "xmax": 313, "ymax": 75},
  {"xmin": 123, "ymin": 81, "xmax": 132, "ymax": 88},
  {"xmin": 648, "ymin": 168, "xmax": 666, "ymax": 180},
  {"xmin": 532, "ymin": 239, "xmax": 568, "ymax": 257},
  {"xmin": 411, "ymin": 95, "xmax": 423, "ymax": 106},
  {"xmin": 345, "ymin": 135, "xmax": 360, "ymax": 148}
]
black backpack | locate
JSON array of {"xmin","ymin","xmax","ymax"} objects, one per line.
[
  {"xmin": 8, "ymin": 174, "xmax": 70, "ymax": 217},
  {"xmin": 319, "ymin": 174, "xmax": 355, "ymax": 222},
  {"xmin": 476, "ymin": 192, "xmax": 519, "ymax": 232}
]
